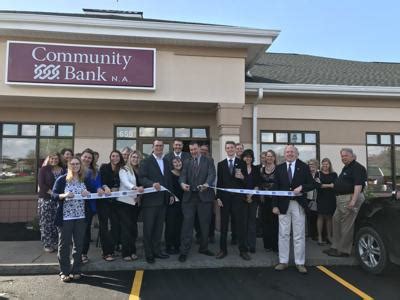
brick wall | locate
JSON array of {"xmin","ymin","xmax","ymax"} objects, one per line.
[{"xmin": 0, "ymin": 197, "xmax": 37, "ymax": 223}]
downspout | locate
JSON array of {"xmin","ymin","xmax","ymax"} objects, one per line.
[{"xmin": 253, "ymin": 87, "xmax": 263, "ymax": 164}]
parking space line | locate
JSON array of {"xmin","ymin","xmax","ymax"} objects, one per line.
[
  {"xmin": 129, "ymin": 270, "xmax": 144, "ymax": 300},
  {"xmin": 317, "ymin": 266, "xmax": 374, "ymax": 300}
]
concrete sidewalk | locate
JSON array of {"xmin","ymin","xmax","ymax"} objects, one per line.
[{"xmin": 0, "ymin": 236, "xmax": 357, "ymax": 275}]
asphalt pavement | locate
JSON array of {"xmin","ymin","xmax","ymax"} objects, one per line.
[{"xmin": 1, "ymin": 266, "xmax": 399, "ymax": 300}]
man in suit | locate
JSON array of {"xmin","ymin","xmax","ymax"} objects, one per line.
[
  {"xmin": 216, "ymin": 141, "xmax": 250, "ymax": 261},
  {"xmin": 272, "ymin": 145, "xmax": 316, "ymax": 274},
  {"xmin": 178, "ymin": 141, "xmax": 216, "ymax": 262},
  {"xmin": 164, "ymin": 139, "xmax": 190, "ymax": 167},
  {"xmin": 139, "ymin": 139, "xmax": 173, "ymax": 263}
]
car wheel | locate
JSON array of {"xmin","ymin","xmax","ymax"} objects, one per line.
[{"xmin": 355, "ymin": 226, "xmax": 389, "ymax": 274}]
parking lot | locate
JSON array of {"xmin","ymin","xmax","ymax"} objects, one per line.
[{"xmin": 1, "ymin": 266, "xmax": 399, "ymax": 299}]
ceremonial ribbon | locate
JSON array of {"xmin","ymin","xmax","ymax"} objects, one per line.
[
  {"xmin": 65, "ymin": 186, "xmax": 177, "ymax": 206},
  {"xmin": 210, "ymin": 186, "xmax": 300, "ymax": 197}
]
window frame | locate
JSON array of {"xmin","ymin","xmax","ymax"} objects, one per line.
[
  {"xmin": 0, "ymin": 122, "xmax": 75, "ymax": 195},
  {"xmin": 260, "ymin": 130, "xmax": 320, "ymax": 162}
]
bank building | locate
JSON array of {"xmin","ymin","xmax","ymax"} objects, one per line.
[{"xmin": 0, "ymin": 9, "xmax": 399, "ymax": 222}]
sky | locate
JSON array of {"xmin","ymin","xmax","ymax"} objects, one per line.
[{"xmin": 0, "ymin": 0, "xmax": 399, "ymax": 62}]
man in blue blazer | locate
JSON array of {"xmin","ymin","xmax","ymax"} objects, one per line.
[
  {"xmin": 272, "ymin": 144, "xmax": 316, "ymax": 274},
  {"xmin": 139, "ymin": 140, "xmax": 173, "ymax": 263},
  {"xmin": 178, "ymin": 141, "xmax": 216, "ymax": 262}
]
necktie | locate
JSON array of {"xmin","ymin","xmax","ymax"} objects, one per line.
[
  {"xmin": 228, "ymin": 159, "xmax": 234, "ymax": 174},
  {"xmin": 193, "ymin": 157, "xmax": 199, "ymax": 175},
  {"xmin": 288, "ymin": 163, "xmax": 293, "ymax": 184}
]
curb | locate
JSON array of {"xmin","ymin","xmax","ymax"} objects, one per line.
[{"xmin": 0, "ymin": 257, "xmax": 358, "ymax": 276}]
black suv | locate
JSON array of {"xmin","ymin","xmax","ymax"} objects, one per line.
[{"xmin": 354, "ymin": 191, "xmax": 400, "ymax": 274}]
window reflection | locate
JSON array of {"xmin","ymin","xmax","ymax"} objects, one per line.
[
  {"xmin": 367, "ymin": 146, "xmax": 392, "ymax": 192},
  {"xmin": 0, "ymin": 138, "xmax": 36, "ymax": 194}
]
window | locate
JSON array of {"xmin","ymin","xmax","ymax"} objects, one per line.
[
  {"xmin": 260, "ymin": 131, "xmax": 319, "ymax": 163},
  {"xmin": 114, "ymin": 126, "xmax": 209, "ymax": 157},
  {"xmin": 0, "ymin": 123, "xmax": 74, "ymax": 195},
  {"xmin": 366, "ymin": 133, "xmax": 400, "ymax": 192}
]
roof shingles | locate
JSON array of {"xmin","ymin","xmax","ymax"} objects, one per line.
[{"xmin": 248, "ymin": 53, "xmax": 400, "ymax": 87}]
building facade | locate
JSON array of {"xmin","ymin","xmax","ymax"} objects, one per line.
[{"xmin": 0, "ymin": 10, "xmax": 399, "ymax": 222}]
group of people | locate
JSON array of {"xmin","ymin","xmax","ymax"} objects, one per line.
[{"xmin": 37, "ymin": 138, "xmax": 366, "ymax": 282}]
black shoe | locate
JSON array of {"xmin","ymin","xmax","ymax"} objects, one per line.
[
  {"xmin": 231, "ymin": 239, "xmax": 238, "ymax": 245},
  {"xmin": 249, "ymin": 248, "xmax": 256, "ymax": 254},
  {"xmin": 146, "ymin": 256, "xmax": 155, "ymax": 264},
  {"xmin": 199, "ymin": 249, "xmax": 214, "ymax": 256},
  {"xmin": 216, "ymin": 251, "xmax": 227, "ymax": 259},
  {"xmin": 209, "ymin": 236, "xmax": 215, "ymax": 244},
  {"xmin": 240, "ymin": 252, "xmax": 251, "ymax": 261},
  {"xmin": 178, "ymin": 254, "xmax": 187, "ymax": 262},
  {"xmin": 154, "ymin": 252, "xmax": 169, "ymax": 259}
]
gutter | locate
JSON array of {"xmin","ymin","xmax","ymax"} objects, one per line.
[
  {"xmin": 253, "ymin": 88, "xmax": 263, "ymax": 164},
  {"xmin": 245, "ymin": 82, "xmax": 400, "ymax": 97}
]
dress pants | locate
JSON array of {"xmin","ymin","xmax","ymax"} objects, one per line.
[
  {"xmin": 332, "ymin": 193, "xmax": 364, "ymax": 255},
  {"xmin": 114, "ymin": 202, "xmax": 137, "ymax": 257},
  {"xmin": 96, "ymin": 200, "xmax": 115, "ymax": 256},
  {"xmin": 142, "ymin": 205, "xmax": 166, "ymax": 258},
  {"xmin": 180, "ymin": 193, "xmax": 212, "ymax": 255},
  {"xmin": 165, "ymin": 201, "xmax": 183, "ymax": 250},
  {"xmin": 260, "ymin": 198, "xmax": 278, "ymax": 251},
  {"xmin": 278, "ymin": 200, "xmax": 306, "ymax": 265},
  {"xmin": 57, "ymin": 218, "xmax": 86, "ymax": 276},
  {"xmin": 245, "ymin": 200, "xmax": 257, "ymax": 250},
  {"xmin": 220, "ymin": 194, "xmax": 248, "ymax": 253},
  {"xmin": 82, "ymin": 209, "xmax": 94, "ymax": 255}
]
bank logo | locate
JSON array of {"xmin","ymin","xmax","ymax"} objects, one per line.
[{"xmin": 33, "ymin": 64, "xmax": 60, "ymax": 80}]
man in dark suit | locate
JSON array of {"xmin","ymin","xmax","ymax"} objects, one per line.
[
  {"xmin": 139, "ymin": 139, "xmax": 173, "ymax": 263},
  {"xmin": 216, "ymin": 141, "xmax": 250, "ymax": 261},
  {"xmin": 164, "ymin": 139, "xmax": 190, "ymax": 167},
  {"xmin": 272, "ymin": 144, "xmax": 316, "ymax": 274},
  {"xmin": 178, "ymin": 141, "xmax": 216, "ymax": 262}
]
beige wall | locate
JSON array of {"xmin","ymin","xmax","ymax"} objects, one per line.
[{"xmin": 0, "ymin": 37, "xmax": 245, "ymax": 104}]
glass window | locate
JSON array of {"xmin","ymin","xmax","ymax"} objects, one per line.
[
  {"xmin": 40, "ymin": 125, "xmax": 56, "ymax": 136},
  {"xmin": 0, "ymin": 138, "xmax": 36, "ymax": 194},
  {"xmin": 58, "ymin": 125, "xmax": 73, "ymax": 137},
  {"xmin": 296, "ymin": 145, "xmax": 317, "ymax": 162},
  {"xmin": 261, "ymin": 130, "xmax": 319, "ymax": 164},
  {"xmin": 39, "ymin": 139, "xmax": 74, "ymax": 160},
  {"xmin": 305, "ymin": 133, "xmax": 316, "ymax": 144},
  {"xmin": 290, "ymin": 133, "xmax": 302, "ymax": 143},
  {"xmin": 395, "ymin": 135, "xmax": 400, "ymax": 145},
  {"xmin": 261, "ymin": 132, "xmax": 273, "ymax": 143},
  {"xmin": 3, "ymin": 124, "xmax": 18, "ymax": 136},
  {"xmin": 142, "ymin": 143, "xmax": 153, "ymax": 157},
  {"xmin": 395, "ymin": 146, "xmax": 400, "ymax": 190},
  {"xmin": 261, "ymin": 144, "xmax": 286, "ymax": 164},
  {"xmin": 276, "ymin": 133, "xmax": 288, "ymax": 143},
  {"xmin": 380, "ymin": 135, "xmax": 391, "ymax": 145},
  {"xmin": 116, "ymin": 127, "xmax": 136, "ymax": 138},
  {"xmin": 163, "ymin": 144, "xmax": 170, "ymax": 154},
  {"xmin": 116, "ymin": 140, "xmax": 137, "ymax": 152},
  {"xmin": 367, "ymin": 134, "xmax": 378, "ymax": 145},
  {"xmin": 139, "ymin": 127, "xmax": 155, "ymax": 137},
  {"xmin": 367, "ymin": 146, "xmax": 392, "ymax": 192},
  {"xmin": 21, "ymin": 124, "xmax": 37, "ymax": 136},
  {"xmin": 175, "ymin": 128, "xmax": 190, "ymax": 138},
  {"xmin": 157, "ymin": 128, "xmax": 173, "ymax": 137},
  {"xmin": 192, "ymin": 128, "xmax": 207, "ymax": 138}
]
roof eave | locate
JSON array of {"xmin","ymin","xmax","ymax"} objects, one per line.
[{"xmin": 0, "ymin": 12, "xmax": 280, "ymax": 67}]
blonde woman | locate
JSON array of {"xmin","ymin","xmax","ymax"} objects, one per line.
[
  {"xmin": 316, "ymin": 158, "xmax": 337, "ymax": 245},
  {"xmin": 118, "ymin": 151, "xmax": 144, "ymax": 261},
  {"xmin": 52, "ymin": 157, "xmax": 91, "ymax": 282}
]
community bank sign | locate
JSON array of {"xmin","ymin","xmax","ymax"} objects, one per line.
[{"xmin": 6, "ymin": 41, "xmax": 155, "ymax": 89}]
